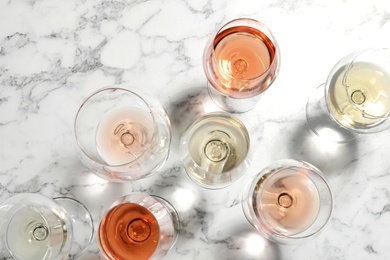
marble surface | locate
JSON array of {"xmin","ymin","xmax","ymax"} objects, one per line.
[{"xmin": 1, "ymin": 0, "xmax": 390, "ymax": 259}]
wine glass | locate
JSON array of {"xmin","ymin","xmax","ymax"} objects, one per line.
[
  {"xmin": 74, "ymin": 86, "xmax": 171, "ymax": 182},
  {"xmin": 203, "ymin": 18, "xmax": 280, "ymax": 113},
  {"xmin": 0, "ymin": 193, "xmax": 94, "ymax": 259},
  {"xmin": 306, "ymin": 48, "xmax": 390, "ymax": 142},
  {"xmin": 179, "ymin": 112, "xmax": 251, "ymax": 189},
  {"xmin": 98, "ymin": 193, "xmax": 180, "ymax": 260},
  {"xmin": 242, "ymin": 159, "xmax": 333, "ymax": 244}
]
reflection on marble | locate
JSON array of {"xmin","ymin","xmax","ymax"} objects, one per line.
[{"xmin": 1, "ymin": 0, "xmax": 390, "ymax": 259}]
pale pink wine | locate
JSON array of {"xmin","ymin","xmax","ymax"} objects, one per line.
[
  {"xmin": 253, "ymin": 168, "xmax": 320, "ymax": 235},
  {"xmin": 96, "ymin": 107, "xmax": 155, "ymax": 165}
]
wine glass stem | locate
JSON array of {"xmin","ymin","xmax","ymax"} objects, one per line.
[
  {"xmin": 278, "ymin": 193, "xmax": 293, "ymax": 208},
  {"xmin": 200, "ymin": 139, "xmax": 230, "ymax": 173},
  {"xmin": 31, "ymin": 224, "xmax": 48, "ymax": 241},
  {"xmin": 127, "ymin": 218, "xmax": 151, "ymax": 242}
]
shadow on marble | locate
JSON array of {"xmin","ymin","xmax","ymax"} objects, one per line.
[
  {"xmin": 149, "ymin": 162, "xmax": 205, "ymax": 205},
  {"xmin": 53, "ymin": 154, "xmax": 131, "ymax": 208},
  {"xmin": 147, "ymin": 164, "xmax": 251, "ymax": 260},
  {"xmin": 169, "ymin": 208, "xmax": 282, "ymax": 259},
  {"xmin": 215, "ymin": 226, "xmax": 281, "ymax": 260},
  {"xmin": 183, "ymin": 223, "xmax": 281, "ymax": 260},
  {"xmin": 286, "ymin": 120, "xmax": 359, "ymax": 196},
  {"xmin": 143, "ymin": 161, "xmax": 208, "ymax": 239},
  {"xmin": 166, "ymin": 85, "xmax": 220, "ymax": 137}
]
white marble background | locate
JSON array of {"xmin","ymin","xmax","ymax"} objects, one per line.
[{"xmin": 1, "ymin": 0, "xmax": 390, "ymax": 259}]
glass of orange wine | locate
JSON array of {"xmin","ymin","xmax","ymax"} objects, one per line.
[
  {"xmin": 306, "ymin": 48, "xmax": 390, "ymax": 142},
  {"xmin": 74, "ymin": 86, "xmax": 171, "ymax": 182},
  {"xmin": 98, "ymin": 193, "xmax": 180, "ymax": 260},
  {"xmin": 203, "ymin": 18, "xmax": 280, "ymax": 113},
  {"xmin": 242, "ymin": 159, "xmax": 333, "ymax": 244}
]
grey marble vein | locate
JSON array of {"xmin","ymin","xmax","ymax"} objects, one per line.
[{"xmin": 0, "ymin": 0, "xmax": 390, "ymax": 259}]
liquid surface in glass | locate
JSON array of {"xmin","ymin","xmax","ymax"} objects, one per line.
[
  {"xmin": 6, "ymin": 206, "xmax": 67, "ymax": 260},
  {"xmin": 212, "ymin": 25, "xmax": 275, "ymax": 93},
  {"xmin": 98, "ymin": 203, "xmax": 160, "ymax": 260},
  {"xmin": 253, "ymin": 167, "xmax": 320, "ymax": 235},
  {"xmin": 327, "ymin": 62, "xmax": 390, "ymax": 130},
  {"xmin": 186, "ymin": 115, "xmax": 249, "ymax": 175},
  {"xmin": 96, "ymin": 107, "xmax": 155, "ymax": 165}
]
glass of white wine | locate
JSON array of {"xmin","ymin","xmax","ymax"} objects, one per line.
[
  {"xmin": 98, "ymin": 193, "xmax": 180, "ymax": 260},
  {"xmin": 74, "ymin": 86, "xmax": 171, "ymax": 182},
  {"xmin": 0, "ymin": 193, "xmax": 94, "ymax": 259},
  {"xmin": 242, "ymin": 159, "xmax": 333, "ymax": 245},
  {"xmin": 179, "ymin": 112, "xmax": 251, "ymax": 189},
  {"xmin": 306, "ymin": 48, "xmax": 390, "ymax": 142},
  {"xmin": 203, "ymin": 18, "xmax": 280, "ymax": 113}
]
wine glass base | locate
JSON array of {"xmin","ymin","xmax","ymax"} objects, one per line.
[
  {"xmin": 53, "ymin": 197, "xmax": 94, "ymax": 259},
  {"xmin": 306, "ymin": 84, "xmax": 359, "ymax": 143},
  {"xmin": 207, "ymin": 82, "xmax": 262, "ymax": 113}
]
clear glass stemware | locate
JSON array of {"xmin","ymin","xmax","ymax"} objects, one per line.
[{"xmin": 74, "ymin": 86, "xmax": 171, "ymax": 182}]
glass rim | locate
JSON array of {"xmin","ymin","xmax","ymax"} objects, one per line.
[
  {"xmin": 98, "ymin": 193, "xmax": 160, "ymax": 259},
  {"xmin": 250, "ymin": 159, "xmax": 334, "ymax": 241},
  {"xmin": 3, "ymin": 193, "xmax": 74, "ymax": 258},
  {"xmin": 74, "ymin": 86, "xmax": 159, "ymax": 167},
  {"xmin": 327, "ymin": 48, "xmax": 390, "ymax": 120},
  {"xmin": 208, "ymin": 17, "xmax": 280, "ymax": 83},
  {"xmin": 102, "ymin": 193, "xmax": 176, "ymax": 216},
  {"xmin": 98, "ymin": 193, "xmax": 178, "ymax": 259},
  {"xmin": 53, "ymin": 196, "xmax": 94, "ymax": 258},
  {"xmin": 345, "ymin": 48, "xmax": 390, "ymax": 119}
]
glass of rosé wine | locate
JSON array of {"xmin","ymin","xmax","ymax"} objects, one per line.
[
  {"xmin": 242, "ymin": 159, "xmax": 333, "ymax": 244},
  {"xmin": 203, "ymin": 18, "xmax": 280, "ymax": 113},
  {"xmin": 74, "ymin": 86, "xmax": 171, "ymax": 182},
  {"xmin": 98, "ymin": 193, "xmax": 179, "ymax": 260}
]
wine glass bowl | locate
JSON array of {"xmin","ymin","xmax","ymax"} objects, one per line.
[
  {"xmin": 203, "ymin": 18, "xmax": 280, "ymax": 113},
  {"xmin": 325, "ymin": 48, "xmax": 390, "ymax": 133},
  {"xmin": 0, "ymin": 193, "xmax": 93, "ymax": 259},
  {"xmin": 98, "ymin": 193, "xmax": 179, "ymax": 260},
  {"xmin": 179, "ymin": 112, "xmax": 251, "ymax": 189},
  {"xmin": 74, "ymin": 86, "xmax": 171, "ymax": 182},
  {"xmin": 242, "ymin": 159, "xmax": 333, "ymax": 245},
  {"xmin": 306, "ymin": 48, "xmax": 390, "ymax": 142}
]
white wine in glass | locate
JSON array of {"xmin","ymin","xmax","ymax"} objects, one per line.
[
  {"xmin": 0, "ymin": 193, "xmax": 93, "ymax": 259},
  {"xmin": 327, "ymin": 57, "xmax": 390, "ymax": 131},
  {"xmin": 306, "ymin": 48, "xmax": 390, "ymax": 142},
  {"xmin": 180, "ymin": 113, "xmax": 251, "ymax": 189}
]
